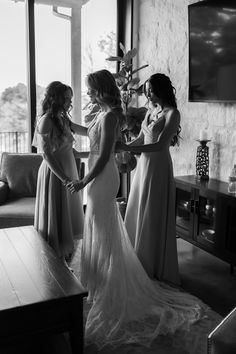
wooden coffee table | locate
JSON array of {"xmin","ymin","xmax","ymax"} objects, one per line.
[{"xmin": 0, "ymin": 226, "xmax": 88, "ymax": 353}]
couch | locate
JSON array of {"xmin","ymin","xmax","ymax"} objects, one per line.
[
  {"xmin": 0, "ymin": 152, "xmax": 83, "ymax": 229},
  {"xmin": 207, "ymin": 306, "xmax": 236, "ymax": 354}
]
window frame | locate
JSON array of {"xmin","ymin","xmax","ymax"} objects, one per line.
[{"xmin": 25, "ymin": 0, "xmax": 133, "ymax": 154}]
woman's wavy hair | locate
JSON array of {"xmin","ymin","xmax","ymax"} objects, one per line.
[
  {"xmin": 40, "ymin": 81, "xmax": 72, "ymax": 136},
  {"xmin": 144, "ymin": 73, "xmax": 181, "ymax": 146},
  {"xmin": 86, "ymin": 69, "xmax": 125, "ymax": 126}
]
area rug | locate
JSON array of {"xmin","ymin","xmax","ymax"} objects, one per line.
[{"xmin": 70, "ymin": 242, "xmax": 222, "ymax": 354}]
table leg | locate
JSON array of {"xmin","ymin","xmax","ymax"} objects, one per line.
[{"xmin": 69, "ymin": 303, "xmax": 85, "ymax": 354}]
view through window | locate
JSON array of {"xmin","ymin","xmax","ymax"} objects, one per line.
[
  {"xmin": 79, "ymin": 0, "xmax": 117, "ymax": 152},
  {"xmin": 0, "ymin": 0, "xmax": 27, "ymax": 153},
  {"xmin": 0, "ymin": 0, "xmax": 117, "ymax": 154},
  {"xmin": 34, "ymin": 4, "xmax": 71, "ymax": 118}
]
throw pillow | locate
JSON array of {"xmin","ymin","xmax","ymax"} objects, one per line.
[{"xmin": 0, "ymin": 152, "xmax": 43, "ymax": 199}]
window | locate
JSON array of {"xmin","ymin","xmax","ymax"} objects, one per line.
[
  {"xmin": 0, "ymin": 0, "xmax": 117, "ymax": 155},
  {"xmin": 77, "ymin": 0, "xmax": 117, "ymax": 154},
  {"xmin": 34, "ymin": 4, "xmax": 72, "ymax": 117},
  {"xmin": 81, "ymin": 0, "xmax": 117, "ymax": 118},
  {"xmin": 0, "ymin": 0, "xmax": 28, "ymax": 153},
  {"xmin": 80, "ymin": 0, "xmax": 117, "ymax": 203}
]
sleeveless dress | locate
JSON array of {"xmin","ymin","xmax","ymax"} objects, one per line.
[
  {"xmin": 125, "ymin": 110, "xmax": 181, "ymax": 285},
  {"xmin": 79, "ymin": 112, "xmax": 209, "ymax": 350},
  {"xmin": 33, "ymin": 118, "xmax": 84, "ymax": 258}
]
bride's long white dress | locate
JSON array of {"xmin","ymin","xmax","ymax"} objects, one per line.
[{"xmin": 80, "ymin": 112, "xmax": 209, "ymax": 350}]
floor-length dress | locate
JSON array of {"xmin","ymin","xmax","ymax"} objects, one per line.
[
  {"xmin": 80, "ymin": 112, "xmax": 208, "ymax": 350},
  {"xmin": 33, "ymin": 118, "xmax": 84, "ymax": 258},
  {"xmin": 125, "ymin": 110, "xmax": 181, "ymax": 285}
]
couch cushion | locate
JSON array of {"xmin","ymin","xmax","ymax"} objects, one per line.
[
  {"xmin": 0, "ymin": 152, "xmax": 43, "ymax": 199},
  {"xmin": 0, "ymin": 197, "xmax": 35, "ymax": 228}
]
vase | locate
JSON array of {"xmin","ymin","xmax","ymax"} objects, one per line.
[{"xmin": 196, "ymin": 140, "xmax": 210, "ymax": 180}]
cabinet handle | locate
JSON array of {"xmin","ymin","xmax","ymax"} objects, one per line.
[{"xmin": 190, "ymin": 199, "xmax": 195, "ymax": 213}]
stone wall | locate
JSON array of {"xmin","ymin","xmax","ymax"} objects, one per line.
[{"xmin": 135, "ymin": 0, "xmax": 236, "ymax": 181}]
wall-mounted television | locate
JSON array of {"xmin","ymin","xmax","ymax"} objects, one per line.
[{"xmin": 188, "ymin": 1, "xmax": 236, "ymax": 102}]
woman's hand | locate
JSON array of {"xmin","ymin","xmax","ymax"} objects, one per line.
[
  {"xmin": 115, "ymin": 140, "xmax": 130, "ymax": 152},
  {"xmin": 66, "ymin": 179, "xmax": 85, "ymax": 193}
]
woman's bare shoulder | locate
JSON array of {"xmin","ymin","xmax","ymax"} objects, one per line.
[
  {"xmin": 101, "ymin": 111, "xmax": 119, "ymax": 128},
  {"xmin": 165, "ymin": 108, "xmax": 180, "ymax": 122}
]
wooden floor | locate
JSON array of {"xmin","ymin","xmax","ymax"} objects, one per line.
[
  {"xmin": 177, "ymin": 237, "xmax": 236, "ymax": 317},
  {"xmin": 2, "ymin": 237, "xmax": 235, "ymax": 354}
]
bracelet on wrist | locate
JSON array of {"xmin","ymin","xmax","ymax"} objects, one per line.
[{"xmin": 62, "ymin": 178, "xmax": 70, "ymax": 185}]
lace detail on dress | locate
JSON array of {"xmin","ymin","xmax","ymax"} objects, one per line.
[
  {"xmin": 87, "ymin": 111, "xmax": 119, "ymax": 155},
  {"xmin": 88, "ymin": 116, "xmax": 101, "ymax": 153}
]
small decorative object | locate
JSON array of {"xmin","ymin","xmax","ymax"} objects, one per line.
[
  {"xmin": 196, "ymin": 131, "xmax": 210, "ymax": 180},
  {"xmin": 201, "ymin": 229, "xmax": 215, "ymax": 243},
  {"xmin": 199, "ymin": 129, "xmax": 208, "ymax": 142},
  {"xmin": 228, "ymin": 164, "xmax": 236, "ymax": 194},
  {"xmin": 205, "ymin": 200, "xmax": 213, "ymax": 217},
  {"xmin": 116, "ymin": 197, "xmax": 127, "ymax": 219}
]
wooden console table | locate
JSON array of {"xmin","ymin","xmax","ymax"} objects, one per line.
[
  {"xmin": 0, "ymin": 226, "xmax": 88, "ymax": 353},
  {"xmin": 175, "ymin": 175, "xmax": 236, "ymax": 270}
]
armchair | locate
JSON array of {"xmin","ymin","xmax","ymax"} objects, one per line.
[{"xmin": 0, "ymin": 152, "xmax": 84, "ymax": 229}]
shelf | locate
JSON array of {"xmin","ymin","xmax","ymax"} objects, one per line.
[
  {"xmin": 200, "ymin": 229, "xmax": 215, "ymax": 244},
  {"xmin": 175, "ymin": 175, "xmax": 236, "ymax": 267},
  {"xmin": 199, "ymin": 213, "xmax": 214, "ymax": 221},
  {"xmin": 176, "ymin": 217, "xmax": 191, "ymax": 239}
]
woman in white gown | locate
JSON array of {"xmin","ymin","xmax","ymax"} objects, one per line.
[{"xmin": 67, "ymin": 70, "xmax": 208, "ymax": 350}]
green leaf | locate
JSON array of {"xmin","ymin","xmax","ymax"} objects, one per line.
[
  {"xmin": 123, "ymin": 48, "xmax": 137, "ymax": 64},
  {"xmin": 115, "ymin": 76, "xmax": 127, "ymax": 87},
  {"xmin": 128, "ymin": 77, "xmax": 140, "ymax": 88},
  {"xmin": 113, "ymin": 72, "xmax": 124, "ymax": 79},
  {"xmin": 121, "ymin": 83, "xmax": 129, "ymax": 91},
  {"xmin": 111, "ymin": 72, "xmax": 119, "ymax": 78},
  {"xmin": 128, "ymin": 88, "xmax": 137, "ymax": 94},
  {"xmin": 131, "ymin": 64, "xmax": 149, "ymax": 75},
  {"xmin": 136, "ymin": 84, "xmax": 145, "ymax": 96},
  {"xmin": 119, "ymin": 42, "xmax": 126, "ymax": 55},
  {"xmin": 118, "ymin": 67, "xmax": 128, "ymax": 77},
  {"xmin": 106, "ymin": 56, "xmax": 123, "ymax": 62}
]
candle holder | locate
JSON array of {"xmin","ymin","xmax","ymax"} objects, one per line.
[{"xmin": 196, "ymin": 139, "xmax": 211, "ymax": 180}]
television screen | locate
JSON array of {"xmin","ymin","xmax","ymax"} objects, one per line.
[{"xmin": 188, "ymin": 1, "xmax": 236, "ymax": 102}]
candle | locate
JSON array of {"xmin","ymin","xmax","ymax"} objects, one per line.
[{"xmin": 199, "ymin": 129, "xmax": 208, "ymax": 141}]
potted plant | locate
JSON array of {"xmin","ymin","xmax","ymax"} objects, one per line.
[{"xmin": 106, "ymin": 43, "xmax": 148, "ymax": 173}]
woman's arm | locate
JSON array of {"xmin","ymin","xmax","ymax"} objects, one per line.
[
  {"xmin": 70, "ymin": 121, "xmax": 88, "ymax": 136},
  {"xmin": 122, "ymin": 109, "xmax": 180, "ymax": 153},
  {"xmin": 38, "ymin": 116, "xmax": 71, "ymax": 184},
  {"xmin": 127, "ymin": 130, "xmax": 144, "ymax": 146},
  {"xmin": 68, "ymin": 112, "xmax": 118, "ymax": 192},
  {"xmin": 127, "ymin": 108, "xmax": 148, "ymax": 146}
]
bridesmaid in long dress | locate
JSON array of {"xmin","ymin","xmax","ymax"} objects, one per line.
[
  {"xmin": 122, "ymin": 73, "xmax": 182, "ymax": 285},
  {"xmin": 33, "ymin": 81, "xmax": 84, "ymax": 267}
]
